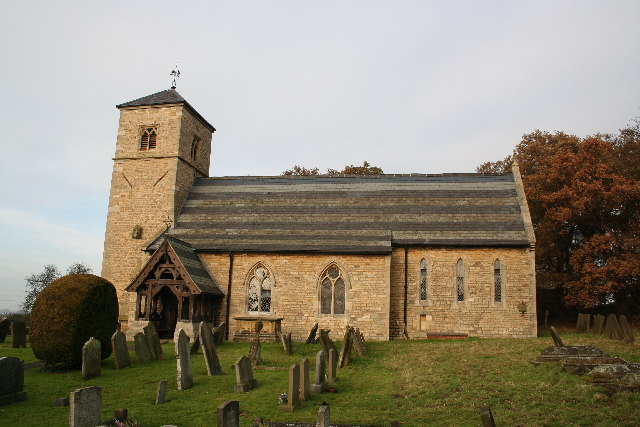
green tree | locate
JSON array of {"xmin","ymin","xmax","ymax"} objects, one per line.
[{"xmin": 22, "ymin": 262, "xmax": 93, "ymax": 312}]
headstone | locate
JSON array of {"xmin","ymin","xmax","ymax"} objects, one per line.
[
  {"xmin": 0, "ymin": 317, "xmax": 10, "ymax": 343},
  {"xmin": 213, "ymin": 322, "xmax": 227, "ymax": 345},
  {"xmin": 279, "ymin": 364, "xmax": 300, "ymax": 411},
  {"xmin": 549, "ymin": 325, "xmax": 564, "ymax": 347},
  {"xmin": 317, "ymin": 406, "xmax": 330, "ymax": 427},
  {"xmin": 281, "ymin": 332, "xmax": 293, "ymax": 355},
  {"xmin": 0, "ymin": 357, "xmax": 27, "ymax": 406},
  {"xmin": 200, "ymin": 321, "xmax": 223, "ymax": 375},
  {"xmin": 311, "ymin": 350, "xmax": 328, "ymax": 393},
  {"xmin": 536, "ymin": 345, "xmax": 605, "ymax": 362},
  {"xmin": 155, "ymin": 380, "xmax": 168, "ymax": 404},
  {"xmin": 561, "ymin": 356, "xmax": 628, "ymax": 375},
  {"xmin": 305, "ymin": 323, "xmax": 319, "ymax": 344},
  {"xmin": 134, "ymin": 332, "xmax": 151, "ymax": 364},
  {"xmin": 248, "ymin": 337, "xmax": 262, "ymax": 367},
  {"xmin": 576, "ymin": 313, "xmax": 590, "ymax": 333},
  {"xmin": 144, "ymin": 323, "xmax": 163, "ymax": 361},
  {"xmin": 319, "ymin": 329, "xmax": 337, "ymax": 357},
  {"xmin": 593, "ymin": 314, "xmax": 606, "ymax": 335},
  {"xmin": 351, "ymin": 327, "xmax": 366, "ymax": 356},
  {"xmin": 175, "ymin": 329, "xmax": 193, "ymax": 390},
  {"xmin": 69, "ymin": 386, "xmax": 101, "ymax": 427},
  {"xmin": 234, "ymin": 356, "xmax": 258, "ymax": 392},
  {"xmin": 82, "ymin": 337, "xmax": 101, "ymax": 380},
  {"xmin": 10, "ymin": 320, "xmax": 26, "ymax": 348},
  {"xmin": 299, "ymin": 358, "xmax": 311, "ymax": 401},
  {"xmin": 338, "ymin": 327, "xmax": 353, "ymax": 368},
  {"xmin": 327, "ymin": 348, "xmax": 338, "ymax": 382},
  {"xmin": 619, "ymin": 315, "xmax": 635, "ymax": 343},
  {"xmin": 52, "ymin": 397, "xmax": 69, "ymax": 407},
  {"xmin": 604, "ymin": 314, "xmax": 623, "ymax": 340},
  {"xmin": 114, "ymin": 408, "xmax": 128, "ymax": 422},
  {"xmin": 479, "ymin": 405, "xmax": 496, "ymax": 427},
  {"xmin": 190, "ymin": 332, "xmax": 200, "ymax": 354},
  {"xmin": 217, "ymin": 400, "xmax": 240, "ymax": 427},
  {"xmin": 111, "ymin": 331, "xmax": 130, "ymax": 370}
]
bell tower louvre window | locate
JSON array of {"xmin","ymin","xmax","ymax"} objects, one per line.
[{"xmin": 140, "ymin": 127, "xmax": 158, "ymax": 150}]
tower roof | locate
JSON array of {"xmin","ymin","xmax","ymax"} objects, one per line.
[{"xmin": 116, "ymin": 89, "xmax": 216, "ymax": 132}]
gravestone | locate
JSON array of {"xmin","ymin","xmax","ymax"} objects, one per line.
[
  {"xmin": 69, "ymin": 386, "xmax": 101, "ymax": 427},
  {"xmin": 279, "ymin": 363, "xmax": 300, "ymax": 411},
  {"xmin": 305, "ymin": 323, "xmax": 319, "ymax": 344},
  {"xmin": 338, "ymin": 327, "xmax": 353, "ymax": 368},
  {"xmin": 311, "ymin": 350, "xmax": 328, "ymax": 393},
  {"xmin": 593, "ymin": 314, "xmax": 606, "ymax": 335},
  {"xmin": 0, "ymin": 357, "xmax": 27, "ymax": 406},
  {"xmin": 175, "ymin": 329, "xmax": 193, "ymax": 390},
  {"xmin": 82, "ymin": 337, "xmax": 101, "ymax": 380},
  {"xmin": 299, "ymin": 358, "xmax": 311, "ymax": 401},
  {"xmin": 479, "ymin": 405, "xmax": 496, "ymax": 427},
  {"xmin": 213, "ymin": 322, "xmax": 227, "ymax": 345},
  {"xmin": 144, "ymin": 323, "xmax": 163, "ymax": 361},
  {"xmin": 351, "ymin": 327, "xmax": 366, "ymax": 356},
  {"xmin": 134, "ymin": 332, "xmax": 151, "ymax": 364},
  {"xmin": 281, "ymin": 332, "xmax": 293, "ymax": 355},
  {"xmin": 604, "ymin": 314, "xmax": 623, "ymax": 340},
  {"xmin": 52, "ymin": 397, "xmax": 69, "ymax": 407},
  {"xmin": 537, "ymin": 345, "xmax": 605, "ymax": 362},
  {"xmin": 616, "ymin": 373, "xmax": 640, "ymax": 392},
  {"xmin": 585, "ymin": 364, "xmax": 640, "ymax": 386},
  {"xmin": 111, "ymin": 331, "xmax": 130, "ymax": 370},
  {"xmin": 562, "ymin": 356, "xmax": 628, "ymax": 375},
  {"xmin": 190, "ymin": 332, "xmax": 200, "ymax": 354},
  {"xmin": 10, "ymin": 320, "xmax": 26, "ymax": 348},
  {"xmin": 317, "ymin": 406, "xmax": 330, "ymax": 427},
  {"xmin": 218, "ymin": 400, "xmax": 240, "ymax": 427},
  {"xmin": 319, "ymin": 329, "xmax": 337, "ymax": 357},
  {"xmin": 156, "ymin": 380, "xmax": 167, "ymax": 404},
  {"xmin": 234, "ymin": 356, "xmax": 258, "ymax": 392},
  {"xmin": 576, "ymin": 313, "xmax": 590, "ymax": 333},
  {"xmin": 0, "ymin": 317, "xmax": 10, "ymax": 343},
  {"xmin": 248, "ymin": 337, "xmax": 262, "ymax": 366},
  {"xmin": 618, "ymin": 315, "xmax": 635, "ymax": 343},
  {"xmin": 200, "ymin": 321, "xmax": 223, "ymax": 375},
  {"xmin": 327, "ymin": 348, "xmax": 338, "ymax": 382},
  {"xmin": 549, "ymin": 326, "xmax": 564, "ymax": 347}
]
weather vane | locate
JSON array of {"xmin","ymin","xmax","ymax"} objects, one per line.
[{"xmin": 170, "ymin": 63, "xmax": 180, "ymax": 89}]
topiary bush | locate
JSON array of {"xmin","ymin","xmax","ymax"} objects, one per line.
[{"xmin": 30, "ymin": 274, "xmax": 119, "ymax": 367}]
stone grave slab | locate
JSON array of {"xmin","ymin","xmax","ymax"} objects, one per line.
[
  {"xmin": 218, "ymin": 400, "xmax": 240, "ymax": 427},
  {"xmin": 614, "ymin": 373, "xmax": 640, "ymax": 392},
  {"xmin": 338, "ymin": 327, "xmax": 353, "ymax": 368},
  {"xmin": 311, "ymin": 350, "xmax": 328, "ymax": 393},
  {"xmin": 175, "ymin": 329, "xmax": 193, "ymax": 390},
  {"xmin": 156, "ymin": 380, "xmax": 167, "ymax": 404},
  {"xmin": 317, "ymin": 405, "xmax": 330, "ymax": 427},
  {"xmin": 279, "ymin": 363, "xmax": 300, "ymax": 411},
  {"xmin": 111, "ymin": 331, "xmax": 130, "ymax": 370},
  {"xmin": 144, "ymin": 322, "xmax": 163, "ymax": 360},
  {"xmin": 82, "ymin": 337, "xmax": 101, "ymax": 380},
  {"xmin": 0, "ymin": 317, "xmax": 10, "ymax": 343},
  {"xmin": 234, "ymin": 356, "xmax": 258, "ymax": 392},
  {"xmin": 299, "ymin": 358, "xmax": 311, "ymax": 401},
  {"xmin": 536, "ymin": 345, "xmax": 605, "ymax": 362},
  {"xmin": 593, "ymin": 314, "xmax": 605, "ymax": 335},
  {"xmin": 604, "ymin": 314, "xmax": 623, "ymax": 340},
  {"xmin": 561, "ymin": 356, "xmax": 627, "ymax": 375},
  {"xmin": 549, "ymin": 325, "xmax": 564, "ymax": 347},
  {"xmin": 134, "ymin": 332, "xmax": 151, "ymax": 364},
  {"xmin": 10, "ymin": 320, "xmax": 26, "ymax": 348},
  {"xmin": 618, "ymin": 315, "xmax": 635, "ymax": 343},
  {"xmin": 305, "ymin": 323, "xmax": 319, "ymax": 344},
  {"xmin": 319, "ymin": 329, "xmax": 337, "ymax": 358},
  {"xmin": 0, "ymin": 357, "xmax": 27, "ymax": 406},
  {"xmin": 585, "ymin": 364, "xmax": 640, "ymax": 386},
  {"xmin": 200, "ymin": 321, "xmax": 222, "ymax": 375},
  {"xmin": 69, "ymin": 386, "xmax": 101, "ymax": 427}
]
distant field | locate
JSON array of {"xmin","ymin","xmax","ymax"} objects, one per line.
[{"xmin": 0, "ymin": 328, "xmax": 639, "ymax": 426}]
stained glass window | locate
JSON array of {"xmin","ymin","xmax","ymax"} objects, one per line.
[
  {"xmin": 494, "ymin": 259, "xmax": 502, "ymax": 303},
  {"xmin": 456, "ymin": 258, "xmax": 464, "ymax": 302},
  {"xmin": 320, "ymin": 264, "xmax": 346, "ymax": 314},
  {"xmin": 247, "ymin": 264, "xmax": 272, "ymax": 313},
  {"xmin": 420, "ymin": 258, "xmax": 427, "ymax": 301}
]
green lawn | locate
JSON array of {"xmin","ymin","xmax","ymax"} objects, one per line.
[{"xmin": 1, "ymin": 329, "xmax": 639, "ymax": 426}]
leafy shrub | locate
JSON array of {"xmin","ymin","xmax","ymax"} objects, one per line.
[{"xmin": 30, "ymin": 274, "xmax": 119, "ymax": 366}]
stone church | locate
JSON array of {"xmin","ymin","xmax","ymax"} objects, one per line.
[{"xmin": 101, "ymin": 88, "xmax": 537, "ymax": 342}]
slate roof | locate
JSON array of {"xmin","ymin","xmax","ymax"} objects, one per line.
[
  {"xmin": 164, "ymin": 174, "xmax": 532, "ymax": 254},
  {"xmin": 167, "ymin": 237, "xmax": 223, "ymax": 295}
]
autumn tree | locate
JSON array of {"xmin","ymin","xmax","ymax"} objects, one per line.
[{"xmin": 282, "ymin": 161, "xmax": 383, "ymax": 176}]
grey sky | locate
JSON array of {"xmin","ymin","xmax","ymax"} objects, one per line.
[{"xmin": 1, "ymin": 1, "xmax": 639, "ymax": 311}]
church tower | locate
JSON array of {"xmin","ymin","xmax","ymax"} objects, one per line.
[{"xmin": 101, "ymin": 89, "xmax": 215, "ymax": 329}]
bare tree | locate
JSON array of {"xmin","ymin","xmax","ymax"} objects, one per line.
[{"xmin": 22, "ymin": 262, "xmax": 93, "ymax": 312}]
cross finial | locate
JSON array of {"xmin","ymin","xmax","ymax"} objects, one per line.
[{"xmin": 170, "ymin": 62, "xmax": 180, "ymax": 89}]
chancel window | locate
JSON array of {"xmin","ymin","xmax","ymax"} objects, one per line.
[
  {"xmin": 456, "ymin": 258, "xmax": 464, "ymax": 302},
  {"xmin": 320, "ymin": 264, "xmax": 346, "ymax": 315},
  {"xmin": 247, "ymin": 264, "xmax": 272, "ymax": 313},
  {"xmin": 420, "ymin": 258, "xmax": 427, "ymax": 301},
  {"xmin": 140, "ymin": 127, "xmax": 157, "ymax": 150},
  {"xmin": 494, "ymin": 259, "xmax": 502, "ymax": 303}
]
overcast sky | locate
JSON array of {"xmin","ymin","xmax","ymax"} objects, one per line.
[{"xmin": 1, "ymin": 1, "xmax": 639, "ymax": 311}]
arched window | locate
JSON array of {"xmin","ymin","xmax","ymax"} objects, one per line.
[
  {"xmin": 190, "ymin": 136, "xmax": 200, "ymax": 160},
  {"xmin": 320, "ymin": 264, "xmax": 346, "ymax": 315},
  {"xmin": 420, "ymin": 258, "xmax": 427, "ymax": 301},
  {"xmin": 247, "ymin": 263, "xmax": 272, "ymax": 313},
  {"xmin": 140, "ymin": 127, "xmax": 157, "ymax": 150},
  {"xmin": 494, "ymin": 259, "xmax": 502, "ymax": 303},
  {"xmin": 456, "ymin": 258, "xmax": 464, "ymax": 302}
]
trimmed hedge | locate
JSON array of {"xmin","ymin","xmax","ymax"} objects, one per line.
[{"xmin": 30, "ymin": 274, "xmax": 119, "ymax": 367}]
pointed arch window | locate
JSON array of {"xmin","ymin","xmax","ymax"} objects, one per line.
[
  {"xmin": 494, "ymin": 259, "xmax": 502, "ymax": 303},
  {"xmin": 140, "ymin": 127, "xmax": 157, "ymax": 150},
  {"xmin": 420, "ymin": 258, "xmax": 427, "ymax": 301},
  {"xmin": 190, "ymin": 136, "xmax": 200, "ymax": 160},
  {"xmin": 320, "ymin": 264, "xmax": 346, "ymax": 315},
  {"xmin": 456, "ymin": 258, "xmax": 465, "ymax": 302},
  {"xmin": 247, "ymin": 264, "xmax": 272, "ymax": 313}
]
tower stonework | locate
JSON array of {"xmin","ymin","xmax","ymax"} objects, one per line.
[{"xmin": 101, "ymin": 90, "xmax": 214, "ymax": 330}]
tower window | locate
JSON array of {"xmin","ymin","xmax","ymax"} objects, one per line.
[
  {"xmin": 320, "ymin": 264, "xmax": 346, "ymax": 315},
  {"xmin": 190, "ymin": 136, "xmax": 200, "ymax": 160},
  {"xmin": 140, "ymin": 127, "xmax": 158, "ymax": 150}
]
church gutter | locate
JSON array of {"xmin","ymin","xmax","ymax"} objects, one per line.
[
  {"xmin": 403, "ymin": 246, "xmax": 408, "ymax": 335},
  {"xmin": 225, "ymin": 253, "xmax": 234, "ymax": 340}
]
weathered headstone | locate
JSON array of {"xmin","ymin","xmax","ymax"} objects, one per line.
[
  {"xmin": 69, "ymin": 386, "xmax": 101, "ymax": 427},
  {"xmin": 0, "ymin": 357, "xmax": 27, "ymax": 406},
  {"xmin": 311, "ymin": 350, "xmax": 328, "ymax": 393},
  {"xmin": 217, "ymin": 400, "xmax": 240, "ymax": 427},
  {"xmin": 351, "ymin": 327, "xmax": 366, "ymax": 356},
  {"xmin": 10, "ymin": 320, "xmax": 26, "ymax": 348},
  {"xmin": 82, "ymin": 337, "xmax": 102, "ymax": 380},
  {"xmin": 175, "ymin": 329, "xmax": 193, "ymax": 390},
  {"xmin": 213, "ymin": 322, "xmax": 227, "ymax": 345},
  {"xmin": 134, "ymin": 332, "xmax": 151, "ymax": 364},
  {"xmin": 190, "ymin": 332, "xmax": 200, "ymax": 354},
  {"xmin": 281, "ymin": 332, "xmax": 293, "ymax": 355},
  {"xmin": 155, "ymin": 380, "xmax": 168, "ymax": 404},
  {"xmin": 200, "ymin": 321, "xmax": 223, "ymax": 375},
  {"xmin": 536, "ymin": 345, "xmax": 605, "ymax": 362},
  {"xmin": 576, "ymin": 313, "xmax": 590, "ymax": 333},
  {"xmin": 604, "ymin": 314, "xmax": 623, "ymax": 340},
  {"xmin": 319, "ymin": 329, "xmax": 337, "ymax": 357},
  {"xmin": 279, "ymin": 363, "xmax": 300, "ymax": 411},
  {"xmin": 585, "ymin": 364, "xmax": 640, "ymax": 386},
  {"xmin": 549, "ymin": 325, "xmax": 564, "ymax": 347},
  {"xmin": 305, "ymin": 323, "xmax": 319, "ymax": 344},
  {"xmin": 299, "ymin": 358, "xmax": 311, "ymax": 401},
  {"xmin": 479, "ymin": 405, "xmax": 496, "ymax": 427},
  {"xmin": 0, "ymin": 317, "xmax": 10, "ymax": 343},
  {"xmin": 52, "ymin": 397, "xmax": 69, "ymax": 407},
  {"xmin": 234, "ymin": 356, "xmax": 258, "ymax": 392},
  {"xmin": 111, "ymin": 331, "xmax": 130, "ymax": 370},
  {"xmin": 317, "ymin": 405, "xmax": 330, "ymax": 427},
  {"xmin": 144, "ymin": 323, "xmax": 163, "ymax": 361},
  {"xmin": 619, "ymin": 315, "xmax": 635, "ymax": 343},
  {"xmin": 248, "ymin": 337, "xmax": 262, "ymax": 367},
  {"xmin": 327, "ymin": 348, "xmax": 338, "ymax": 382},
  {"xmin": 561, "ymin": 356, "xmax": 628, "ymax": 375},
  {"xmin": 338, "ymin": 327, "xmax": 353, "ymax": 368},
  {"xmin": 593, "ymin": 314, "xmax": 606, "ymax": 335}
]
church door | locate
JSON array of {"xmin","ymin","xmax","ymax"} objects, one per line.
[{"xmin": 153, "ymin": 286, "xmax": 179, "ymax": 339}]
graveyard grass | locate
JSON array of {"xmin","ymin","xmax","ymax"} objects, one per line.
[{"xmin": 1, "ymin": 330, "xmax": 639, "ymax": 426}]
